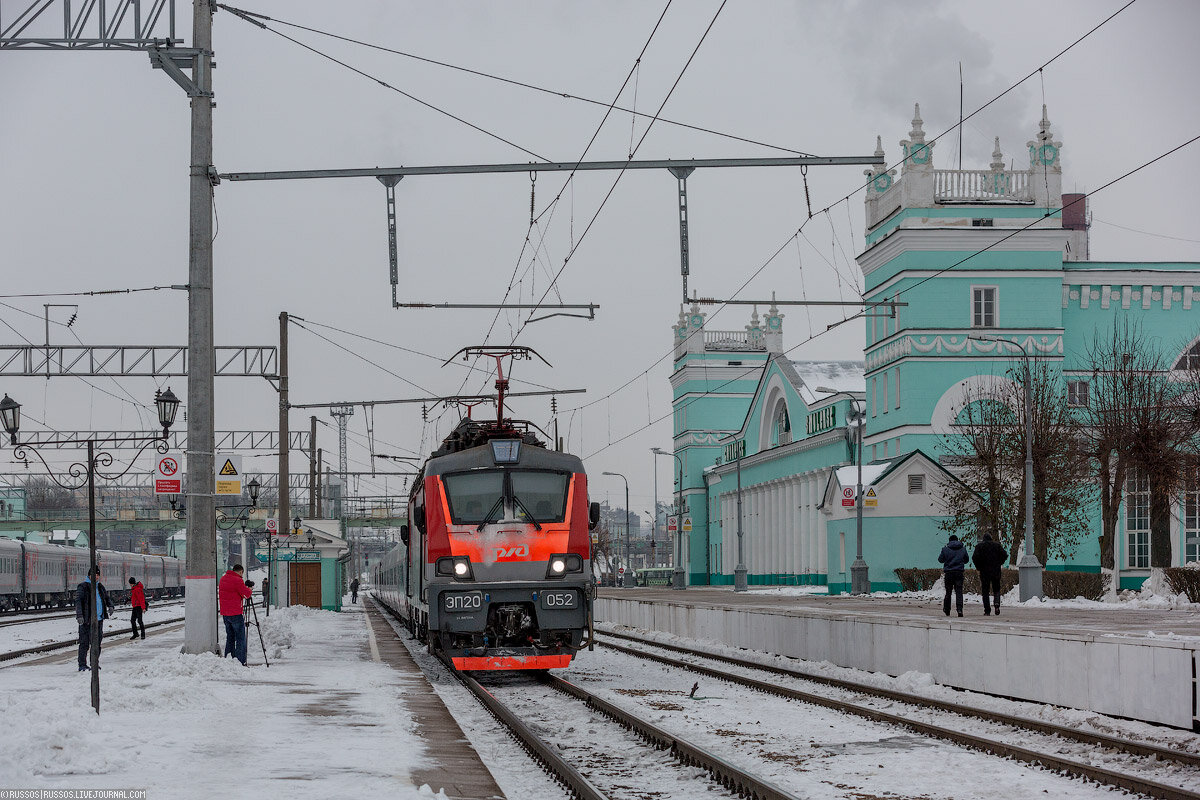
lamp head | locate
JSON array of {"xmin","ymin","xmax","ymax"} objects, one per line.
[
  {"xmin": 155, "ymin": 387, "xmax": 181, "ymax": 437},
  {"xmin": 247, "ymin": 477, "xmax": 261, "ymax": 505},
  {"xmin": 651, "ymin": 447, "xmax": 668, "ymax": 455},
  {"xmin": 0, "ymin": 394, "xmax": 20, "ymax": 445}
]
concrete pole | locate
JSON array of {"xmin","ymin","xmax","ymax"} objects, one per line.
[
  {"xmin": 277, "ymin": 311, "xmax": 290, "ymax": 614},
  {"xmin": 182, "ymin": 0, "xmax": 218, "ymax": 655}
]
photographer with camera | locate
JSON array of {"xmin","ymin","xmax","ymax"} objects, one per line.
[{"xmin": 218, "ymin": 564, "xmax": 255, "ymax": 665}]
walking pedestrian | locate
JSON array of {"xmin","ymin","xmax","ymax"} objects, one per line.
[
  {"xmin": 350, "ymin": 577, "xmax": 360, "ymax": 604},
  {"xmin": 75, "ymin": 565, "xmax": 113, "ymax": 671},
  {"xmin": 218, "ymin": 564, "xmax": 254, "ymax": 665},
  {"xmin": 938, "ymin": 534, "xmax": 969, "ymax": 617},
  {"xmin": 971, "ymin": 533, "xmax": 1009, "ymax": 616},
  {"xmin": 128, "ymin": 577, "xmax": 148, "ymax": 639}
]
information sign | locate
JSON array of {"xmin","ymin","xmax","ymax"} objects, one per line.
[
  {"xmin": 215, "ymin": 455, "xmax": 243, "ymax": 495},
  {"xmin": 682, "ymin": 516, "xmax": 692, "ymax": 532},
  {"xmin": 841, "ymin": 487, "xmax": 855, "ymax": 508},
  {"xmin": 154, "ymin": 453, "xmax": 182, "ymax": 495},
  {"xmin": 863, "ymin": 487, "xmax": 879, "ymax": 508}
]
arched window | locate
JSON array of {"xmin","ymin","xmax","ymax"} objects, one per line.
[
  {"xmin": 1174, "ymin": 340, "xmax": 1200, "ymax": 371},
  {"xmin": 771, "ymin": 400, "xmax": 791, "ymax": 446}
]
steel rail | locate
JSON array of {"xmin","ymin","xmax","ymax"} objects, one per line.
[
  {"xmin": 599, "ymin": 628, "xmax": 1200, "ymax": 768},
  {"xmin": 542, "ymin": 672, "xmax": 802, "ymax": 800},
  {"xmin": 368, "ymin": 597, "xmax": 608, "ymax": 800},
  {"xmin": 0, "ymin": 617, "xmax": 185, "ymax": 662},
  {"xmin": 453, "ymin": 668, "xmax": 611, "ymax": 800},
  {"xmin": 0, "ymin": 599, "xmax": 185, "ymax": 627},
  {"xmin": 598, "ymin": 633, "xmax": 1200, "ymax": 800}
]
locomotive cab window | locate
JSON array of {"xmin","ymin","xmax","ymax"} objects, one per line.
[
  {"xmin": 443, "ymin": 468, "xmax": 570, "ymax": 526},
  {"xmin": 511, "ymin": 471, "xmax": 568, "ymax": 523},
  {"xmin": 444, "ymin": 470, "xmax": 506, "ymax": 525}
]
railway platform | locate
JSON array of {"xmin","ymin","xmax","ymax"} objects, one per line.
[
  {"xmin": 0, "ymin": 600, "xmax": 507, "ymax": 799},
  {"xmin": 595, "ymin": 587, "xmax": 1200, "ymax": 729}
]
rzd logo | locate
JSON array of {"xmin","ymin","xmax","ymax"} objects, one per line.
[{"xmin": 494, "ymin": 545, "xmax": 529, "ymax": 560}]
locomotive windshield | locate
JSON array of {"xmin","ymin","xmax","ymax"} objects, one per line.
[
  {"xmin": 443, "ymin": 470, "xmax": 505, "ymax": 524},
  {"xmin": 443, "ymin": 469, "xmax": 570, "ymax": 526}
]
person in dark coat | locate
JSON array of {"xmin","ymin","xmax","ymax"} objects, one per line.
[
  {"xmin": 350, "ymin": 577, "xmax": 360, "ymax": 604},
  {"xmin": 971, "ymin": 533, "xmax": 1009, "ymax": 616},
  {"xmin": 938, "ymin": 535, "xmax": 969, "ymax": 617},
  {"xmin": 128, "ymin": 577, "xmax": 148, "ymax": 639},
  {"xmin": 75, "ymin": 566, "xmax": 113, "ymax": 671}
]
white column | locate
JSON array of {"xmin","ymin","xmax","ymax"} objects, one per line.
[
  {"xmin": 811, "ymin": 472, "xmax": 820, "ymax": 578},
  {"xmin": 798, "ymin": 477, "xmax": 809, "ymax": 578},
  {"xmin": 816, "ymin": 472, "xmax": 825, "ymax": 578}
]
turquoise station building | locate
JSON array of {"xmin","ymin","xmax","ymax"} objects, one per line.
[{"xmin": 670, "ymin": 105, "xmax": 1200, "ymax": 592}]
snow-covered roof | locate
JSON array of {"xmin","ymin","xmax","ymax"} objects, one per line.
[
  {"xmin": 834, "ymin": 463, "xmax": 891, "ymax": 487},
  {"xmin": 789, "ymin": 360, "xmax": 865, "ymax": 404}
]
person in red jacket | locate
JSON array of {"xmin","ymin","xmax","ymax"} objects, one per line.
[
  {"xmin": 218, "ymin": 564, "xmax": 255, "ymax": 665},
  {"xmin": 128, "ymin": 577, "xmax": 148, "ymax": 640}
]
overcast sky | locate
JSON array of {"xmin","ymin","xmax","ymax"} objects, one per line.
[{"xmin": 2, "ymin": 0, "xmax": 1198, "ymax": 515}]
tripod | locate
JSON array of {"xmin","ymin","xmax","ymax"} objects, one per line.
[{"xmin": 243, "ymin": 596, "xmax": 270, "ymax": 667}]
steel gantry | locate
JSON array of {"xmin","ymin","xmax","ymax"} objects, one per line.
[
  {"xmin": 219, "ymin": 155, "xmax": 885, "ymax": 307},
  {"xmin": 0, "ymin": 345, "xmax": 278, "ymax": 378}
]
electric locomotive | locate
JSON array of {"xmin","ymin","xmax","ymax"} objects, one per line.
[{"xmin": 374, "ymin": 347, "xmax": 599, "ymax": 670}]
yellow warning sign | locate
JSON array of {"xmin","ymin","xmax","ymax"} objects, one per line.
[
  {"xmin": 863, "ymin": 486, "xmax": 878, "ymax": 508},
  {"xmin": 215, "ymin": 454, "xmax": 243, "ymax": 495}
]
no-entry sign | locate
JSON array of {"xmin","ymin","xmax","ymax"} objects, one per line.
[
  {"xmin": 841, "ymin": 486, "xmax": 855, "ymax": 508},
  {"xmin": 265, "ymin": 518, "xmax": 279, "ymax": 535},
  {"xmin": 155, "ymin": 453, "xmax": 182, "ymax": 495}
]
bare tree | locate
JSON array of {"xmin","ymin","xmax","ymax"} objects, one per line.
[
  {"xmin": 23, "ymin": 476, "xmax": 81, "ymax": 513},
  {"xmin": 1078, "ymin": 319, "xmax": 1200, "ymax": 568},
  {"xmin": 938, "ymin": 363, "xmax": 1093, "ymax": 563},
  {"xmin": 937, "ymin": 382, "xmax": 1022, "ymax": 555}
]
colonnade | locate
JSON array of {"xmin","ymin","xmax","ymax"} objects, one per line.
[{"xmin": 717, "ymin": 470, "xmax": 829, "ymax": 582}]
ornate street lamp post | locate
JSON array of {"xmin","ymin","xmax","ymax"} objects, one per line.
[{"xmin": 1, "ymin": 389, "xmax": 179, "ymax": 714}]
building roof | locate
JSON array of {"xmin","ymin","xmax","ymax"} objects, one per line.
[{"xmin": 789, "ymin": 360, "xmax": 865, "ymax": 404}]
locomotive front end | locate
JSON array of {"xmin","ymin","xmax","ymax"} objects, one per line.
[{"xmin": 422, "ymin": 438, "xmax": 595, "ymax": 670}]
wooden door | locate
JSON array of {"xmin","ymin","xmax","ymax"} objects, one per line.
[{"xmin": 289, "ymin": 562, "xmax": 322, "ymax": 608}]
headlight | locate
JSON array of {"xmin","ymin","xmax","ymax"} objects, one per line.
[
  {"xmin": 436, "ymin": 556, "xmax": 474, "ymax": 580},
  {"xmin": 545, "ymin": 553, "xmax": 583, "ymax": 578}
]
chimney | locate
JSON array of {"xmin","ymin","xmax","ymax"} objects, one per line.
[{"xmin": 1061, "ymin": 193, "xmax": 1089, "ymax": 262}]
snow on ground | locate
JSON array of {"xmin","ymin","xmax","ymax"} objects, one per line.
[
  {"xmin": 597, "ymin": 621, "xmax": 1200, "ymax": 758},
  {"xmin": 743, "ymin": 585, "xmax": 830, "ymax": 596},
  {"xmin": 0, "ymin": 602, "xmax": 187, "ymax": 653},
  {"xmin": 0, "ymin": 599, "xmax": 448, "ymax": 799},
  {"xmin": 861, "ymin": 573, "xmax": 1198, "ymax": 613},
  {"xmin": 563, "ymin": 641, "xmax": 1200, "ymax": 799}
]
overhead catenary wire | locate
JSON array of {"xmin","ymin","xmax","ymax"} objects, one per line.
[
  {"xmin": 453, "ymin": 0, "xmax": 677, "ymax": 403},
  {"xmin": 557, "ymin": 0, "xmax": 1142, "ymax": 420},
  {"xmin": 579, "ymin": 130, "xmax": 1200, "ymax": 461},
  {"xmin": 514, "ymin": 0, "xmax": 729, "ymax": 340},
  {"xmin": 214, "ymin": 3, "xmax": 819, "ymax": 159},
  {"xmin": 218, "ymin": 4, "xmax": 550, "ymax": 162}
]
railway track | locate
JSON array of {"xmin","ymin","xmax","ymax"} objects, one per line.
[
  {"xmin": 597, "ymin": 628, "xmax": 1200, "ymax": 800},
  {"xmin": 0, "ymin": 599, "xmax": 185, "ymax": 628},
  {"xmin": 372, "ymin": 598, "xmax": 798, "ymax": 800},
  {"xmin": 0, "ymin": 616, "xmax": 186, "ymax": 662}
]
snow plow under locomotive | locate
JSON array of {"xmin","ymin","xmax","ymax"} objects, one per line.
[{"xmin": 373, "ymin": 347, "xmax": 599, "ymax": 671}]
